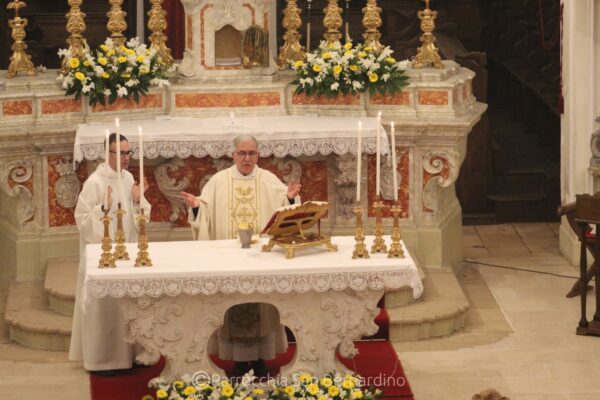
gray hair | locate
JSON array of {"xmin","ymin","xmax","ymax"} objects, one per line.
[{"xmin": 233, "ymin": 134, "xmax": 258, "ymax": 150}]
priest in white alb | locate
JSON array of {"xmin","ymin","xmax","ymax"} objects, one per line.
[
  {"xmin": 181, "ymin": 134, "xmax": 301, "ymax": 375},
  {"xmin": 70, "ymin": 133, "xmax": 150, "ymax": 374}
]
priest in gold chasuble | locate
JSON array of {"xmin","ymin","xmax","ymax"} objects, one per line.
[{"xmin": 181, "ymin": 135, "xmax": 301, "ymax": 370}]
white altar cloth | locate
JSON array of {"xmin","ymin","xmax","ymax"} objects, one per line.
[
  {"xmin": 74, "ymin": 116, "xmax": 390, "ymax": 163},
  {"xmin": 83, "ymin": 236, "xmax": 421, "ymax": 379}
]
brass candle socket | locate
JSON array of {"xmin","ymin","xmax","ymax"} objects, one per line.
[
  {"xmin": 371, "ymin": 198, "xmax": 387, "ymax": 253},
  {"xmin": 99, "ymin": 209, "xmax": 116, "ymax": 268},
  {"xmin": 387, "ymin": 203, "xmax": 405, "ymax": 258},
  {"xmin": 148, "ymin": 0, "xmax": 173, "ymax": 65},
  {"xmin": 61, "ymin": 0, "xmax": 87, "ymax": 74},
  {"xmin": 113, "ymin": 203, "xmax": 130, "ymax": 260},
  {"xmin": 352, "ymin": 204, "xmax": 369, "ymax": 259},
  {"xmin": 107, "ymin": 0, "xmax": 127, "ymax": 47},
  {"xmin": 135, "ymin": 208, "xmax": 152, "ymax": 267}
]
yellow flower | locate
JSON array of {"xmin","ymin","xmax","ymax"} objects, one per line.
[
  {"xmin": 173, "ymin": 380, "xmax": 184, "ymax": 389},
  {"xmin": 222, "ymin": 385, "xmax": 234, "ymax": 397},
  {"xmin": 332, "ymin": 65, "xmax": 343, "ymax": 75},
  {"xmin": 364, "ymin": 46, "xmax": 373, "ymax": 52},
  {"xmin": 137, "ymin": 55, "xmax": 146, "ymax": 63},
  {"xmin": 69, "ymin": 58, "xmax": 80, "ymax": 69},
  {"xmin": 328, "ymin": 386, "xmax": 340, "ymax": 397},
  {"xmin": 199, "ymin": 383, "xmax": 210, "ymax": 390},
  {"xmin": 74, "ymin": 72, "xmax": 85, "ymax": 81},
  {"xmin": 253, "ymin": 388, "xmax": 264, "ymax": 395},
  {"xmin": 386, "ymin": 57, "xmax": 396, "ymax": 64},
  {"xmin": 299, "ymin": 373, "xmax": 312, "ymax": 383},
  {"xmin": 307, "ymin": 383, "xmax": 320, "ymax": 396},
  {"xmin": 121, "ymin": 73, "xmax": 131, "ymax": 78},
  {"xmin": 119, "ymin": 45, "xmax": 127, "ymax": 53},
  {"xmin": 101, "ymin": 72, "xmax": 109, "ymax": 79},
  {"xmin": 350, "ymin": 64, "xmax": 360, "ymax": 72},
  {"xmin": 83, "ymin": 60, "xmax": 91, "ymax": 67},
  {"xmin": 100, "ymin": 44, "xmax": 109, "ymax": 52},
  {"xmin": 318, "ymin": 396, "xmax": 327, "ymax": 400},
  {"xmin": 369, "ymin": 72, "xmax": 379, "ymax": 83},
  {"xmin": 158, "ymin": 57, "xmax": 165, "ymax": 65},
  {"xmin": 139, "ymin": 67, "xmax": 149, "ymax": 75},
  {"xmin": 358, "ymin": 52, "xmax": 367, "ymax": 58},
  {"xmin": 312, "ymin": 64, "xmax": 322, "ymax": 73},
  {"xmin": 146, "ymin": 49, "xmax": 151, "ymax": 55},
  {"xmin": 351, "ymin": 390, "xmax": 363, "ymax": 399},
  {"xmin": 294, "ymin": 60, "xmax": 304, "ymax": 68},
  {"xmin": 320, "ymin": 377, "xmax": 333, "ymax": 387},
  {"xmin": 98, "ymin": 57, "xmax": 108, "ymax": 66},
  {"xmin": 117, "ymin": 56, "xmax": 127, "ymax": 63},
  {"xmin": 156, "ymin": 389, "xmax": 168, "ymax": 399},
  {"xmin": 322, "ymin": 52, "xmax": 331, "ymax": 60},
  {"xmin": 284, "ymin": 386, "xmax": 295, "ymax": 396},
  {"xmin": 126, "ymin": 48, "xmax": 136, "ymax": 56},
  {"xmin": 344, "ymin": 42, "xmax": 353, "ymax": 50},
  {"xmin": 344, "ymin": 50, "xmax": 353, "ymax": 57},
  {"xmin": 342, "ymin": 379, "xmax": 355, "ymax": 389},
  {"xmin": 183, "ymin": 386, "xmax": 196, "ymax": 396},
  {"xmin": 107, "ymin": 49, "xmax": 115, "ymax": 57},
  {"xmin": 244, "ymin": 397, "xmax": 253, "ymax": 400}
]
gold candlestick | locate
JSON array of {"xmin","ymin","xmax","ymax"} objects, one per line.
[
  {"xmin": 362, "ymin": 0, "xmax": 383, "ymax": 52},
  {"xmin": 387, "ymin": 203, "xmax": 405, "ymax": 258},
  {"xmin": 371, "ymin": 198, "xmax": 387, "ymax": 253},
  {"xmin": 135, "ymin": 209, "xmax": 152, "ymax": 267},
  {"xmin": 352, "ymin": 204, "xmax": 369, "ymax": 259},
  {"xmin": 148, "ymin": 0, "xmax": 173, "ymax": 65},
  {"xmin": 62, "ymin": 0, "xmax": 87, "ymax": 73},
  {"xmin": 413, "ymin": 0, "xmax": 444, "ymax": 69},
  {"xmin": 278, "ymin": 0, "xmax": 304, "ymax": 68},
  {"xmin": 99, "ymin": 210, "xmax": 116, "ymax": 268},
  {"xmin": 107, "ymin": 0, "xmax": 127, "ymax": 47},
  {"xmin": 113, "ymin": 203, "xmax": 129, "ymax": 260},
  {"xmin": 323, "ymin": 0, "xmax": 342, "ymax": 47},
  {"xmin": 6, "ymin": 1, "xmax": 37, "ymax": 79}
]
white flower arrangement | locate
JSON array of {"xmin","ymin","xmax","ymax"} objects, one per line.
[
  {"xmin": 291, "ymin": 41, "xmax": 409, "ymax": 98},
  {"xmin": 144, "ymin": 371, "xmax": 382, "ymax": 400},
  {"xmin": 57, "ymin": 37, "xmax": 172, "ymax": 106}
]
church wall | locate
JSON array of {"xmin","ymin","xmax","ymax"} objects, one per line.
[{"xmin": 559, "ymin": 0, "xmax": 600, "ymax": 265}]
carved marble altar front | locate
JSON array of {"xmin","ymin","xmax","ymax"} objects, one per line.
[{"xmin": 0, "ymin": 60, "xmax": 485, "ymax": 282}]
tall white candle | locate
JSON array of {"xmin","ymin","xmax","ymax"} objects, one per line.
[
  {"xmin": 138, "ymin": 126, "xmax": 144, "ymax": 201},
  {"xmin": 376, "ymin": 111, "xmax": 382, "ymax": 198},
  {"xmin": 115, "ymin": 118, "xmax": 123, "ymax": 205},
  {"xmin": 356, "ymin": 120, "xmax": 362, "ymax": 203},
  {"xmin": 391, "ymin": 122, "xmax": 398, "ymax": 202},
  {"xmin": 104, "ymin": 129, "xmax": 110, "ymax": 210}
]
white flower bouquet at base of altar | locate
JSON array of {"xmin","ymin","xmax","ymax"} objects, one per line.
[
  {"xmin": 143, "ymin": 370, "xmax": 382, "ymax": 400},
  {"xmin": 57, "ymin": 38, "xmax": 173, "ymax": 106},
  {"xmin": 291, "ymin": 41, "xmax": 410, "ymax": 98}
]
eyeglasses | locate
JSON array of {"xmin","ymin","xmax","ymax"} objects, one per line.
[
  {"xmin": 236, "ymin": 150, "xmax": 258, "ymax": 158},
  {"xmin": 110, "ymin": 150, "xmax": 133, "ymax": 157}
]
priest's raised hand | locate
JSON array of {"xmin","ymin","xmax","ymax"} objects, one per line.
[{"xmin": 287, "ymin": 180, "xmax": 301, "ymax": 200}]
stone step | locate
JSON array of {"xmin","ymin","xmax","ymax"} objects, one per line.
[
  {"xmin": 4, "ymin": 280, "xmax": 71, "ymax": 351},
  {"xmin": 388, "ymin": 269, "xmax": 469, "ymax": 342},
  {"xmin": 44, "ymin": 256, "xmax": 78, "ymax": 316}
]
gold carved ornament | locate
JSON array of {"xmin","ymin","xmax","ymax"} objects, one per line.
[
  {"xmin": 323, "ymin": 0, "xmax": 342, "ymax": 47},
  {"xmin": 148, "ymin": 0, "xmax": 173, "ymax": 65},
  {"xmin": 413, "ymin": 0, "xmax": 444, "ymax": 69},
  {"xmin": 278, "ymin": 0, "xmax": 304, "ymax": 68},
  {"xmin": 6, "ymin": 1, "xmax": 36, "ymax": 78},
  {"xmin": 107, "ymin": 0, "xmax": 127, "ymax": 47},
  {"xmin": 362, "ymin": 0, "xmax": 383, "ymax": 52},
  {"xmin": 62, "ymin": 0, "xmax": 87, "ymax": 73}
]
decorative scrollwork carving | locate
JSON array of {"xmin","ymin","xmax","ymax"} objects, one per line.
[
  {"xmin": 334, "ymin": 154, "xmax": 356, "ymax": 218},
  {"xmin": 0, "ymin": 160, "xmax": 34, "ymax": 226},
  {"xmin": 591, "ymin": 124, "xmax": 600, "ymax": 177},
  {"xmin": 271, "ymin": 157, "xmax": 302, "ymax": 184},
  {"xmin": 422, "ymin": 151, "xmax": 457, "ymax": 213},
  {"xmin": 380, "ymin": 154, "xmax": 401, "ymax": 201}
]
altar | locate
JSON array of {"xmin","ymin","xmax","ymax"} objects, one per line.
[{"xmin": 83, "ymin": 236, "xmax": 422, "ymax": 380}]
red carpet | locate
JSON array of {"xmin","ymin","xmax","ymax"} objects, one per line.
[{"xmin": 90, "ymin": 341, "xmax": 413, "ymax": 400}]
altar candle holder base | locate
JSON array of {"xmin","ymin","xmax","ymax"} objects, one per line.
[
  {"xmin": 135, "ymin": 208, "xmax": 152, "ymax": 267},
  {"xmin": 371, "ymin": 198, "xmax": 387, "ymax": 253},
  {"xmin": 114, "ymin": 203, "xmax": 130, "ymax": 260},
  {"xmin": 99, "ymin": 210, "xmax": 116, "ymax": 268},
  {"xmin": 352, "ymin": 205, "xmax": 369, "ymax": 259},
  {"xmin": 387, "ymin": 203, "xmax": 405, "ymax": 258}
]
